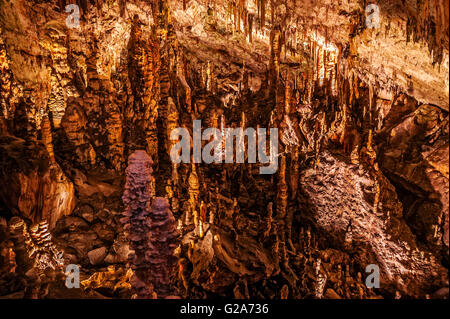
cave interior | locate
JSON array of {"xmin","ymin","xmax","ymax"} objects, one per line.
[{"xmin": 0, "ymin": 0, "xmax": 449, "ymax": 300}]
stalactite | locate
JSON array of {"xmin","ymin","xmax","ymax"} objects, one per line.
[
  {"xmin": 269, "ymin": 25, "xmax": 281, "ymax": 92},
  {"xmin": 154, "ymin": 5, "xmax": 178, "ymax": 194},
  {"xmin": 348, "ymin": 71, "xmax": 354, "ymax": 107},
  {"xmin": 244, "ymin": 8, "xmax": 249, "ymax": 39},
  {"xmin": 235, "ymin": 1, "xmax": 240, "ymax": 33},
  {"xmin": 285, "ymin": 72, "xmax": 291, "ymax": 114},
  {"xmin": 248, "ymin": 13, "xmax": 253, "ymax": 42},
  {"xmin": 270, "ymin": 0, "xmax": 274, "ymax": 27},
  {"xmin": 166, "ymin": 97, "xmax": 179, "ymax": 158},
  {"xmin": 261, "ymin": 0, "xmax": 266, "ymax": 30},
  {"xmin": 47, "ymin": 72, "xmax": 64, "ymax": 122},
  {"xmin": 406, "ymin": 0, "xmax": 447, "ymax": 66},
  {"xmin": 364, "ymin": 129, "xmax": 377, "ymax": 166}
]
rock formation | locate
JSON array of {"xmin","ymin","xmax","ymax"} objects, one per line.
[
  {"xmin": 121, "ymin": 150, "xmax": 156, "ymax": 298},
  {"xmin": 0, "ymin": 0, "xmax": 448, "ymax": 300},
  {"xmin": 121, "ymin": 150, "xmax": 179, "ymax": 298},
  {"xmin": 147, "ymin": 197, "xmax": 180, "ymax": 298}
]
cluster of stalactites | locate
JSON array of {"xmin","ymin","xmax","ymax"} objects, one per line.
[
  {"xmin": 121, "ymin": 150, "xmax": 179, "ymax": 299},
  {"xmin": 58, "ymin": 0, "xmax": 127, "ymax": 16},
  {"xmin": 257, "ymin": 0, "xmax": 266, "ymax": 30},
  {"xmin": 406, "ymin": 0, "xmax": 449, "ymax": 66},
  {"xmin": 224, "ymin": 0, "xmax": 254, "ymax": 41},
  {"xmin": 40, "ymin": 116, "xmax": 56, "ymax": 165}
]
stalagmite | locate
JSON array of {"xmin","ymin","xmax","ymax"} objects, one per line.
[
  {"xmin": 206, "ymin": 62, "xmax": 212, "ymax": 91},
  {"xmin": 40, "ymin": 116, "xmax": 55, "ymax": 165},
  {"xmin": 209, "ymin": 208, "xmax": 215, "ymax": 225},
  {"xmin": 13, "ymin": 99, "xmax": 36, "ymax": 141},
  {"xmin": 122, "ymin": 151, "xmax": 179, "ymax": 298},
  {"xmin": 193, "ymin": 210, "xmax": 199, "ymax": 228},
  {"xmin": 185, "ymin": 205, "xmax": 192, "ymax": 225},
  {"xmin": 27, "ymin": 221, "xmax": 64, "ymax": 270},
  {"xmin": 167, "ymin": 97, "xmax": 179, "ymax": 157},
  {"xmin": 276, "ymin": 156, "xmax": 288, "ymax": 266},
  {"xmin": 200, "ymin": 201, "xmax": 207, "ymax": 223},
  {"xmin": 285, "ymin": 72, "xmax": 291, "ymax": 114},
  {"xmin": 188, "ymin": 163, "xmax": 200, "ymax": 213},
  {"xmin": 364, "ymin": 129, "xmax": 376, "ymax": 166},
  {"xmin": 264, "ymin": 202, "xmax": 273, "ymax": 239},
  {"xmin": 281, "ymin": 284, "xmax": 289, "ymax": 299},
  {"xmin": 121, "ymin": 151, "xmax": 156, "ymax": 298},
  {"xmin": 233, "ymin": 1, "xmax": 238, "ymax": 33},
  {"xmin": 269, "ymin": 25, "xmax": 281, "ymax": 91},
  {"xmin": 199, "ymin": 220, "xmax": 204, "ymax": 238},
  {"xmin": 248, "ymin": 13, "xmax": 253, "ymax": 42}
]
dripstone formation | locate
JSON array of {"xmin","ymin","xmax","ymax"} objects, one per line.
[
  {"xmin": 121, "ymin": 150, "xmax": 179, "ymax": 299},
  {"xmin": 0, "ymin": 0, "xmax": 448, "ymax": 300}
]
